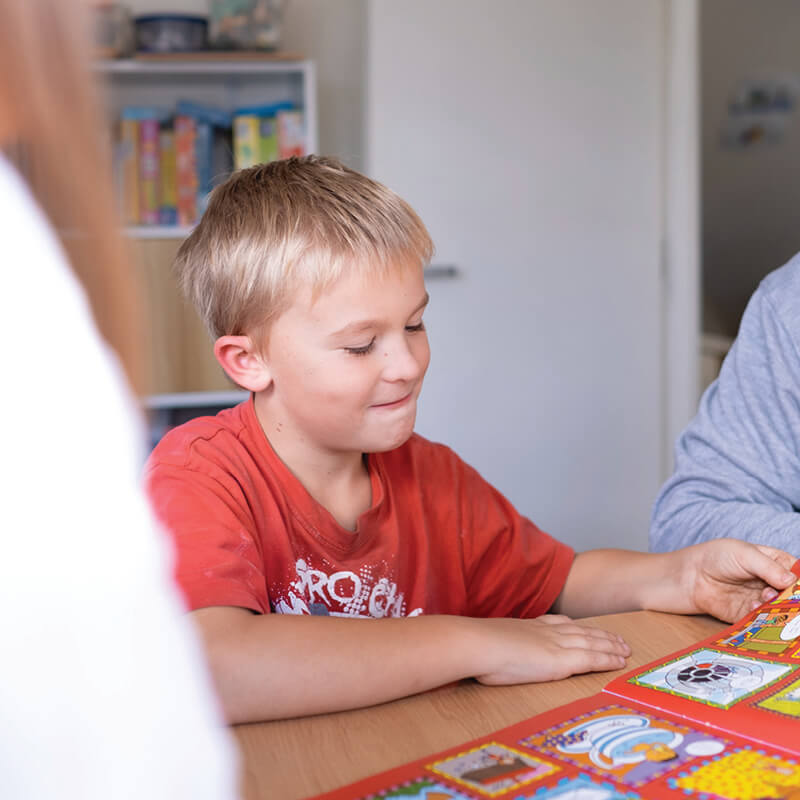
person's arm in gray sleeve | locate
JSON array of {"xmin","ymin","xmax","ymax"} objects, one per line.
[{"xmin": 650, "ymin": 272, "xmax": 800, "ymax": 557}]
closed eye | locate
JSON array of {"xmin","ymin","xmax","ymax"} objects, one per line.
[
  {"xmin": 406, "ymin": 322, "xmax": 425, "ymax": 333},
  {"xmin": 344, "ymin": 337, "xmax": 376, "ymax": 356}
]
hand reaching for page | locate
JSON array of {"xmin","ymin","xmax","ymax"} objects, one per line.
[{"xmin": 679, "ymin": 540, "xmax": 797, "ymax": 623}]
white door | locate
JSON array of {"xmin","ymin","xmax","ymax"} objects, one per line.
[{"xmin": 367, "ymin": 0, "xmax": 683, "ymax": 551}]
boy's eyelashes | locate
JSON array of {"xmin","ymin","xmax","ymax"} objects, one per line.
[
  {"xmin": 343, "ymin": 322, "xmax": 426, "ymax": 357},
  {"xmin": 345, "ymin": 337, "xmax": 376, "ymax": 356}
]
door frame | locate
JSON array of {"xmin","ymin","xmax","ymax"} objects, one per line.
[{"xmin": 662, "ymin": 0, "xmax": 700, "ymax": 479}]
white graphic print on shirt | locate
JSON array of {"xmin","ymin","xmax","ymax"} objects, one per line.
[{"xmin": 272, "ymin": 558, "xmax": 423, "ymax": 618}]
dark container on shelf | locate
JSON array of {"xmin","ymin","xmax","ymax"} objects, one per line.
[{"xmin": 134, "ymin": 14, "xmax": 209, "ymax": 53}]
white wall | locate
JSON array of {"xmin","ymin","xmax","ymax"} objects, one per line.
[
  {"xmin": 702, "ymin": 0, "xmax": 800, "ymax": 336},
  {"xmin": 124, "ymin": 0, "xmax": 367, "ymax": 169},
  {"xmin": 366, "ymin": 0, "xmax": 681, "ymax": 551}
]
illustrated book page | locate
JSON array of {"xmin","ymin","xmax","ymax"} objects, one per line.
[{"xmin": 309, "ymin": 562, "xmax": 800, "ymax": 800}]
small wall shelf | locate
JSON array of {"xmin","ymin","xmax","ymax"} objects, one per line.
[{"xmin": 99, "ymin": 54, "xmax": 318, "ymax": 440}]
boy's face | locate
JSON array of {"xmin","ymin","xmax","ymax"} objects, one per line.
[{"xmin": 259, "ymin": 262, "xmax": 430, "ymax": 457}]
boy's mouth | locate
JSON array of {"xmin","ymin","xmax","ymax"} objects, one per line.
[{"xmin": 371, "ymin": 392, "xmax": 413, "ymax": 409}]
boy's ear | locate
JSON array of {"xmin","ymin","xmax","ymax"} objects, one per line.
[{"xmin": 214, "ymin": 335, "xmax": 272, "ymax": 392}]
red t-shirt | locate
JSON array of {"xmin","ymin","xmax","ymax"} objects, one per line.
[{"xmin": 145, "ymin": 397, "xmax": 574, "ymax": 619}]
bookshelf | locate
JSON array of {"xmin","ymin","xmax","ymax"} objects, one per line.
[
  {"xmin": 96, "ymin": 54, "xmax": 318, "ymax": 436},
  {"xmin": 97, "ymin": 54, "xmax": 317, "ymax": 238}
]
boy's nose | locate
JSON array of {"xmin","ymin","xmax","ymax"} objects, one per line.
[{"xmin": 382, "ymin": 337, "xmax": 426, "ymax": 383}]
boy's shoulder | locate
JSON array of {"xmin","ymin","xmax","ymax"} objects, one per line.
[
  {"xmin": 147, "ymin": 413, "xmax": 476, "ymax": 496},
  {"xmin": 147, "ymin": 400, "xmax": 252, "ymax": 471}
]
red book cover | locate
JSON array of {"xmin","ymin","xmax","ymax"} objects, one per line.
[
  {"xmin": 307, "ymin": 562, "xmax": 800, "ymax": 800},
  {"xmin": 174, "ymin": 115, "xmax": 198, "ymax": 227},
  {"xmin": 277, "ymin": 109, "xmax": 306, "ymax": 158},
  {"xmin": 603, "ymin": 565, "xmax": 800, "ymax": 756}
]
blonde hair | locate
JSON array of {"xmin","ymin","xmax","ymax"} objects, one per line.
[
  {"xmin": 175, "ymin": 155, "xmax": 434, "ymax": 344},
  {"xmin": 0, "ymin": 0, "xmax": 144, "ymax": 393}
]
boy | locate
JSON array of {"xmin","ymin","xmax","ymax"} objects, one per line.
[{"xmin": 146, "ymin": 156, "xmax": 797, "ymax": 724}]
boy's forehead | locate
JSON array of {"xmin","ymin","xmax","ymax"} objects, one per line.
[{"xmin": 286, "ymin": 267, "xmax": 427, "ymax": 327}]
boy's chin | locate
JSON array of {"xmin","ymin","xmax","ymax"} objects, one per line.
[{"xmin": 364, "ymin": 427, "xmax": 416, "ymax": 454}]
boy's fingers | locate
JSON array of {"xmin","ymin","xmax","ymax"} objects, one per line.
[
  {"xmin": 558, "ymin": 633, "xmax": 630, "ymax": 656},
  {"xmin": 581, "ymin": 629, "xmax": 630, "ymax": 652},
  {"xmin": 563, "ymin": 648, "xmax": 628, "ymax": 675},
  {"xmin": 541, "ymin": 623, "xmax": 630, "ymax": 653},
  {"xmin": 560, "ymin": 624, "xmax": 629, "ymax": 648},
  {"xmin": 536, "ymin": 616, "xmax": 624, "ymax": 642}
]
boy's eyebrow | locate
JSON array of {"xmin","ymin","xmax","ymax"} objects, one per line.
[{"xmin": 329, "ymin": 292, "xmax": 430, "ymax": 338}]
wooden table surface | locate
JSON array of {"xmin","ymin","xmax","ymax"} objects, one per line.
[{"xmin": 232, "ymin": 611, "xmax": 726, "ymax": 800}]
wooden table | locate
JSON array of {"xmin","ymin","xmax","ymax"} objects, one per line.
[{"xmin": 233, "ymin": 611, "xmax": 725, "ymax": 800}]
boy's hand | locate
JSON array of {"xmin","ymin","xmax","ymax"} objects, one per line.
[
  {"xmin": 471, "ymin": 615, "xmax": 631, "ymax": 686},
  {"xmin": 679, "ymin": 539, "xmax": 797, "ymax": 622}
]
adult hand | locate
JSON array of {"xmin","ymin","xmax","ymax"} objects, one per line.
[{"xmin": 680, "ymin": 539, "xmax": 797, "ymax": 622}]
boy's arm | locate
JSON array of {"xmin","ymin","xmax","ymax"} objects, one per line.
[
  {"xmin": 552, "ymin": 539, "xmax": 797, "ymax": 622},
  {"xmin": 192, "ymin": 607, "xmax": 630, "ymax": 723}
]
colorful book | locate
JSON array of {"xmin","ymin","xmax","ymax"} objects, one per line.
[
  {"xmin": 276, "ymin": 109, "xmax": 306, "ymax": 158},
  {"xmin": 158, "ymin": 129, "xmax": 177, "ymax": 226},
  {"xmin": 310, "ymin": 561, "xmax": 800, "ymax": 799},
  {"xmin": 231, "ymin": 114, "xmax": 279, "ymax": 169},
  {"xmin": 138, "ymin": 115, "xmax": 160, "ymax": 225},
  {"xmin": 258, "ymin": 115, "xmax": 278, "ymax": 164},
  {"xmin": 175, "ymin": 100, "xmax": 234, "ymax": 216},
  {"xmin": 232, "ymin": 102, "xmax": 293, "ymax": 170},
  {"xmin": 174, "ymin": 115, "xmax": 198, "ymax": 227},
  {"xmin": 195, "ymin": 120, "xmax": 213, "ymax": 216},
  {"xmin": 118, "ymin": 112, "xmax": 140, "ymax": 225},
  {"xmin": 232, "ymin": 114, "xmax": 261, "ymax": 170}
]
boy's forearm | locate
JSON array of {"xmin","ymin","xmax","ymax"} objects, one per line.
[
  {"xmin": 552, "ymin": 549, "xmax": 684, "ymax": 618},
  {"xmin": 555, "ymin": 542, "xmax": 797, "ymax": 624},
  {"xmin": 193, "ymin": 608, "xmax": 484, "ymax": 723}
]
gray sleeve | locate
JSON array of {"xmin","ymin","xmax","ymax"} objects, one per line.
[{"xmin": 650, "ymin": 285, "xmax": 800, "ymax": 556}]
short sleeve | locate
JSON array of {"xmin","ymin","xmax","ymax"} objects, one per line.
[{"xmin": 145, "ymin": 444, "xmax": 270, "ymax": 613}]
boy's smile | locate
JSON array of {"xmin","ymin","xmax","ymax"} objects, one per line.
[
  {"xmin": 254, "ymin": 261, "xmax": 430, "ymax": 469},
  {"xmin": 371, "ymin": 393, "xmax": 414, "ymax": 409}
]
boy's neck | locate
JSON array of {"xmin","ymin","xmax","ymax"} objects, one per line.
[{"xmin": 253, "ymin": 394, "xmax": 372, "ymax": 531}]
